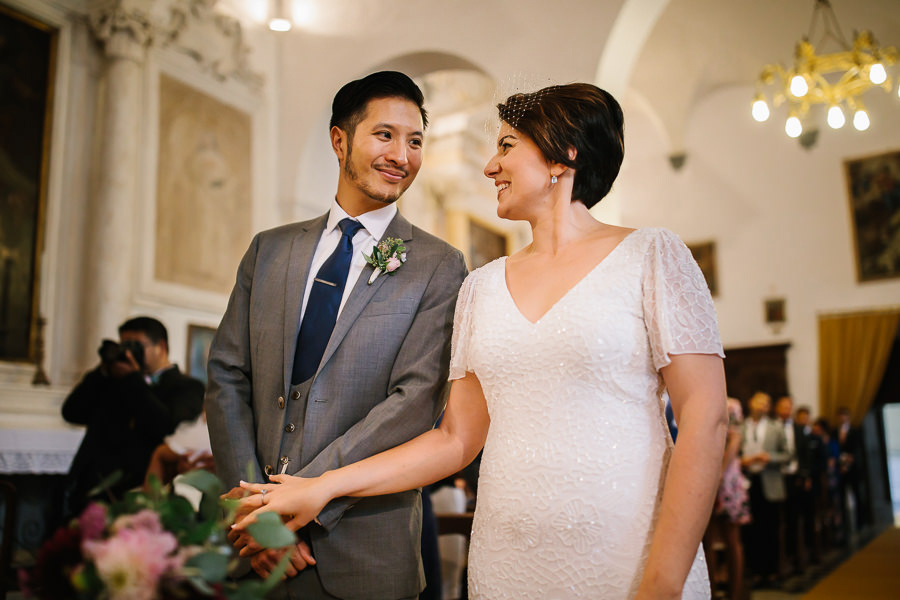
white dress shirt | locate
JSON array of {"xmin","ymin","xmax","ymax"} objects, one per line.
[
  {"xmin": 298, "ymin": 198, "xmax": 397, "ymax": 324},
  {"xmin": 743, "ymin": 417, "xmax": 770, "ymax": 474},
  {"xmin": 781, "ymin": 418, "xmax": 798, "ymax": 475}
]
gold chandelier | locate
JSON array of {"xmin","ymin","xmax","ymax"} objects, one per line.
[{"xmin": 752, "ymin": 0, "xmax": 898, "ymax": 140}]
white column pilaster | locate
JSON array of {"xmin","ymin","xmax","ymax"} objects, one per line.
[{"xmin": 82, "ymin": 1, "xmax": 152, "ymax": 342}]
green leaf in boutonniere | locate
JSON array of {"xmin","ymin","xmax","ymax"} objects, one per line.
[{"xmin": 363, "ymin": 237, "xmax": 407, "ymax": 284}]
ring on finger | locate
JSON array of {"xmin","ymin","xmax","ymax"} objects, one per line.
[{"xmin": 260, "ymin": 488, "xmax": 268, "ymax": 503}]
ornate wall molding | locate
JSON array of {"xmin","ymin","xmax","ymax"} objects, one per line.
[
  {"xmin": 88, "ymin": 0, "xmax": 262, "ymax": 88},
  {"xmin": 88, "ymin": 0, "xmax": 155, "ymax": 62},
  {"xmin": 164, "ymin": 0, "xmax": 263, "ymax": 89}
]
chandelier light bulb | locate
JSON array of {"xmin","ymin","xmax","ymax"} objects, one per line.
[
  {"xmin": 868, "ymin": 63, "xmax": 887, "ymax": 85},
  {"xmin": 268, "ymin": 17, "xmax": 292, "ymax": 31},
  {"xmin": 790, "ymin": 74, "xmax": 809, "ymax": 97},
  {"xmin": 827, "ymin": 105, "xmax": 846, "ymax": 129},
  {"xmin": 853, "ymin": 109, "xmax": 870, "ymax": 131},
  {"xmin": 752, "ymin": 99, "xmax": 770, "ymax": 122},
  {"xmin": 785, "ymin": 116, "xmax": 803, "ymax": 138}
]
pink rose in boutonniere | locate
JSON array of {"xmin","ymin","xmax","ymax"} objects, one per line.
[{"xmin": 364, "ymin": 237, "xmax": 407, "ymax": 284}]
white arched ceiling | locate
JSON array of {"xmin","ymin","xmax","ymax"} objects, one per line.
[
  {"xmin": 624, "ymin": 0, "xmax": 900, "ymax": 156},
  {"xmin": 594, "ymin": 0, "xmax": 671, "ymax": 99}
]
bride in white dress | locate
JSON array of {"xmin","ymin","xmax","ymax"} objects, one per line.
[{"xmin": 235, "ymin": 83, "xmax": 727, "ymax": 599}]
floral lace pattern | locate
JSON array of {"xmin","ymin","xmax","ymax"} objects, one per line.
[{"xmin": 451, "ymin": 228, "xmax": 723, "ymax": 599}]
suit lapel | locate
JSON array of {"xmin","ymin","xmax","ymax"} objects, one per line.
[
  {"xmin": 316, "ymin": 212, "xmax": 414, "ymax": 375},
  {"xmin": 283, "ymin": 214, "xmax": 328, "ymax": 395}
]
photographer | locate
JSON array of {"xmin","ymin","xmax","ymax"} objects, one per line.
[{"xmin": 61, "ymin": 316, "xmax": 204, "ymax": 517}]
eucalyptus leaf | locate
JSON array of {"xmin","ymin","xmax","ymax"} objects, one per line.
[
  {"xmin": 244, "ymin": 460, "xmax": 262, "ymax": 483},
  {"xmin": 185, "ymin": 550, "xmax": 229, "ymax": 583},
  {"xmin": 146, "ymin": 473, "xmax": 163, "ymax": 499},
  {"xmin": 227, "ymin": 581, "xmax": 269, "ymax": 600},
  {"xmin": 180, "ymin": 518, "xmax": 219, "ymax": 546},
  {"xmin": 87, "ymin": 470, "xmax": 122, "ymax": 498},
  {"xmin": 198, "ymin": 492, "xmax": 220, "ymax": 522},
  {"xmin": 158, "ymin": 494, "xmax": 196, "ymax": 533},
  {"xmin": 247, "ymin": 512, "xmax": 296, "ymax": 548},
  {"xmin": 178, "ymin": 469, "xmax": 224, "ymax": 498}
]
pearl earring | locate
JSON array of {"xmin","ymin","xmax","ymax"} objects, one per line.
[{"xmin": 551, "ymin": 175, "xmax": 558, "ymax": 184}]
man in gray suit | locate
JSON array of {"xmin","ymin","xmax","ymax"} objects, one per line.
[
  {"xmin": 206, "ymin": 71, "xmax": 467, "ymax": 599},
  {"xmin": 740, "ymin": 391, "xmax": 789, "ymax": 583}
]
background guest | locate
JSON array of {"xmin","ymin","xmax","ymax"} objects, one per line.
[
  {"xmin": 705, "ymin": 397, "xmax": 750, "ymax": 600},
  {"xmin": 61, "ymin": 316, "xmax": 204, "ymax": 517},
  {"xmin": 740, "ymin": 391, "xmax": 788, "ymax": 586}
]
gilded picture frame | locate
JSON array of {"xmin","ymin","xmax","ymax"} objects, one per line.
[
  {"xmin": 185, "ymin": 324, "xmax": 217, "ymax": 385},
  {"xmin": 686, "ymin": 241, "xmax": 718, "ymax": 297},
  {"xmin": 468, "ymin": 217, "xmax": 510, "ymax": 269},
  {"xmin": 0, "ymin": 5, "xmax": 56, "ymax": 362},
  {"xmin": 844, "ymin": 148, "xmax": 900, "ymax": 282}
]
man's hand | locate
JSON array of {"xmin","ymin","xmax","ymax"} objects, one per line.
[
  {"xmin": 250, "ymin": 541, "xmax": 316, "ymax": 579},
  {"xmin": 223, "ymin": 485, "xmax": 264, "ymax": 556},
  {"xmin": 106, "ymin": 351, "xmax": 141, "ymax": 378}
]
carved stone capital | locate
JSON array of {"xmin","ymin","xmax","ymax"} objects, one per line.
[
  {"xmin": 163, "ymin": 0, "xmax": 263, "ymax": 89},
  {"xmin": 89, "ymin": 0, "xmax": 156, "ymax": 62}
]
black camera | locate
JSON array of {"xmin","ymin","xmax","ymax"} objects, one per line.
[{"xmin": 98, "ymin": 339, "xmax": 145, "ymax": 369}]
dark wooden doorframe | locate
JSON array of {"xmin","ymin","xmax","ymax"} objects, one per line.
[{"xmin": 723, "ymin": 343, "xmax": 791, "ymax": 406}]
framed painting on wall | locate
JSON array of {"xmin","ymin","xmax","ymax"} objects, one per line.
[
  {"xmin": 844, "ymin": 148, "xmax": 900, "ymax": 282},
  {"xmin": 468, "ymin": 217, "xmax": 509, "ymax": 269},
  {"xmin": 686, "ymin": 241, "xmax": 718, "ymax": 296},
  {"xmin": 0, "ymin": 5, "xmax": 55, "ymax": 361},
  {"xmin": 154, "ymin": 73, "xmax": 253, "ymax": 296},
  {"xmin": 185, "ymin": 324, "xmax": 217, "ymax": 385}
]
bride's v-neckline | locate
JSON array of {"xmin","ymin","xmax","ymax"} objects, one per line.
[{"xmin": 502, "ymin": 229, "xmax": 640, "ymax": 325}]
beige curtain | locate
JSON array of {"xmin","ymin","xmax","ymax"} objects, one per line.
[{"xmin": 818, "ymin": 309, "xmax": 900, "ymax": 426}]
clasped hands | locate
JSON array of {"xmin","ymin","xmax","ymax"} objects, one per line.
[{"xmin": 223, "ymin": 474, "xmax": 329, "ymax": 579}]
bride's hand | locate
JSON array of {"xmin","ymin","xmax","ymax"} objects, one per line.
[{"xmin": 232, "ymin": 474, "xmax": 332, "ymax": 534}]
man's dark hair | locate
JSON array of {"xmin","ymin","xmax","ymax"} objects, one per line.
[
  {"xmin": 329, "ymin": 71, "xmax": 428, "ymax": 139},
  {"xmin": 497, "ymin": 83, "xmax": 624, "ymax": 209},
  {"xmin": 119, "ymin": 316, "xmax": 168, "ymax": 348}
]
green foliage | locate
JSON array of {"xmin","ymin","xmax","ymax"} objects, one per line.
[
  {"xmin": 246, "ymin": 512, "xmax": 297, "ymax": 548},
  {"xmin": 22, "ymin": 469, "xmax": 296, "ymax": 599}
]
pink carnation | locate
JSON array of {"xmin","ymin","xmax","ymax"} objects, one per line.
[
  {"xmin": 78, "ymin": 503, "xmax": 107, "ymax": 540},
  {"xmin": 386, "ymin": 257, "xmax": 402, "ymax": 272},
  {"xmin": 83, "ymin": 524, "xmax": 178, "ymax": 600}
]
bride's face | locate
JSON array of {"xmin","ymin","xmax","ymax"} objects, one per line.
[{"xmin": 484, "ymin": 122, "xmax": 553, "ymax": 221}]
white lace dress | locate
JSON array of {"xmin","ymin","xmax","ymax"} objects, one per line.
[{"xmin": 449, "ymin": 228, "xmax": 724, "ymax": 599}]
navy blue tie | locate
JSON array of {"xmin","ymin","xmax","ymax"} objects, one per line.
[{"xmin": 292, "ymin": 218, "xmax": 364, "ymax": 384}]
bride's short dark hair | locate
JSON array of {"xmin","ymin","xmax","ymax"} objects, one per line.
[{"xmin": 497, "ymin": 83, "xmax": 624, "ymax": 209}]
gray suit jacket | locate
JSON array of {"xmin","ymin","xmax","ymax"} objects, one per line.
[
  {"xmin": 206, "ymin": 211, "xmax": 467, "ymax": 599},
  {"xmin": 741, "ymin": 417, "xmax": 789, "ymax": 502}
]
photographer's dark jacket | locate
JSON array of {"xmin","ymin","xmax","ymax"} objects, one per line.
[{"xmin": 61, "ymin": 365, "xmax": 204, "ymax": 515}]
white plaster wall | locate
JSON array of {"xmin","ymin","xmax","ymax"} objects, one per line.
[
  {"xmin": 617, "ymin": 84, "xmax": 900, "ymax": 412},
  {"xmin": 125, "ymin": 18, "xmax": 281, "ymax": 373}
]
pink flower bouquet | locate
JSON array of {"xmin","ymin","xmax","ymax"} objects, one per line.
[{"xmin": 20, "ymin": 471, "xmax": 295, "ymax": 600}]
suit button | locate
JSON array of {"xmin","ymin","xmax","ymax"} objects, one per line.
[
  {"xmin": 277, "ymin": 396, "xmax": 285, "ymax": 409},
  {"xmin": 264, "ymin": 464, "xmax": 273, "ymax": 476},
  {"xmin": 285, "ymin": 423, "xmax": 295, "ymax": 433},
  {"xmin": 291, "ymin": 390, "xmax": 301, "ymax": 401},
  {"xmin": 280, "ymin": 455, "xmax": 289, "ymax": 465}
]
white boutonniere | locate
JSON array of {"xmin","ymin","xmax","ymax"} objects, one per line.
[{"xmin": 364, "ymin": 237, "xmax": 407, "ymax": 284}]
